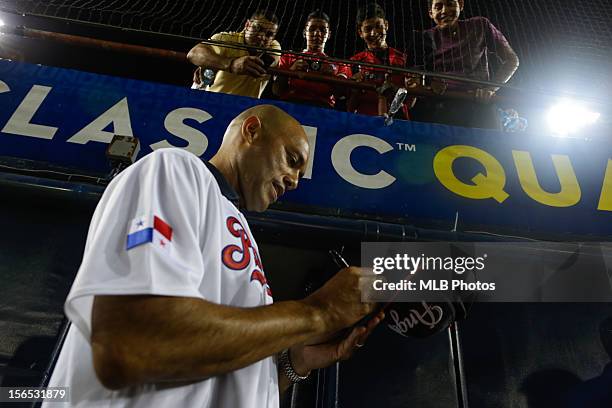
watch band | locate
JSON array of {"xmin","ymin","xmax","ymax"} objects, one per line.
[{"xmin": 279, "ymin": 349, "xmax": 310, "ymax": 383}]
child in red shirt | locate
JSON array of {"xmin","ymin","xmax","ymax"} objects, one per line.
[
  {"xmin": 273, "ymin": 10, "xmax": 350, "ymax": 109},
  {"xmin": 348, "ymin": 3, "xmax": 415, "ymax": 119}
]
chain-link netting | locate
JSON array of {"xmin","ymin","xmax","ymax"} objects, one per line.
[{"xmin": 2, "ymin": 0, "xmax": 612, "ymax": 100}]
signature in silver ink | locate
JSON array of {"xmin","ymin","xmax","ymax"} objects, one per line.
[{"xmin": 387, "ymin": 301, "xmax": 444, "ymax": 337}]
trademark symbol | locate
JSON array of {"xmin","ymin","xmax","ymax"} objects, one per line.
[{"xmin": 396, "ymin": 143, "xmax": 416, "ymax": 152}]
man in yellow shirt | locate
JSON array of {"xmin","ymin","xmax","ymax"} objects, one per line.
[{"xmin": 188, "ymin": 10, "xmax": 281, "ymax": 99}]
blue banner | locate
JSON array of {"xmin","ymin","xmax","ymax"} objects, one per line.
[{"xmin": 0, "ymin": 60, "xmax": 610, "ymax": 236}]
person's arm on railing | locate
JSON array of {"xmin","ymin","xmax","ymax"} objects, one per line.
[
  {"xmin": 187, "ymin": 34, "xmax": 267, "ymax": 78},
  {"xmin": 472, "ymin": 18, "xmax": 520, "ymax": 102}
]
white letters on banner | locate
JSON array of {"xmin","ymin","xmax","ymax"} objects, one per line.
[
  {"xmin": 68, "ymin": 97, "xmax": 134, "ymax": 144},
  {"xmin": 0, "ymin": 80, "xmax": 10, "ymax": 94},
  {"xmin": 2, "ymin": 85, "xmax": 58, "ymax": 140},
  {"xmin": 331, "ymin": 134, "xmax": 396, "ymax": 189},
  {"xmin": 2, "ymin": 82, "xmax": 611, "ymax": 212},
  {"xmin": 151, "ymin": 107, "xmax": 211, "ymax": 156}
]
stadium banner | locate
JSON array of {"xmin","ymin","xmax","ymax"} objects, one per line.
[{"xmin": 0, "ymin": 60, "xmax": 610, "ymax": 236}]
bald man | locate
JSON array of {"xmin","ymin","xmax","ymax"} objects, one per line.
[{"xmin": 44, "ymin": 105, "xmax": 383, "ymax": 408}]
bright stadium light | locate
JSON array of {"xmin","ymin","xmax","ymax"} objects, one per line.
[
  {"xmin": 0, "ymin": 19, "xmax": 4, "ymax": 27},
  {"xmin": 546, "ymin": 100, "xmax": 601, "ymax": 136}
]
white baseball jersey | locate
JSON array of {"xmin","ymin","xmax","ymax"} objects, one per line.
[{"xmin": 44, "ymin": 148, "xmax": 278, "ymax": 408}]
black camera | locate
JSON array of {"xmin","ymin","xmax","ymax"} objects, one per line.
[
  {"xmin": 307, "ymin": 59, "xmax": 336, "ymax": 73},
  {"xmin": 307, "ymin": 60, "xmax": 322, "ymax": 72},
  {"xmin": 353, "ymin": 65, "xmax": 383, "ymax": 81}
]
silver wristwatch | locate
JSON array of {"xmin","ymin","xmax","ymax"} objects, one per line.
[{"xmin": 279, "ymin": 349, "xmax": 310, "ymax": 383}]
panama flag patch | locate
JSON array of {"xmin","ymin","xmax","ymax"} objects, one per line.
[{"xmin": 126, "ymin": 215, "xmax": 173, "ymax": 251}]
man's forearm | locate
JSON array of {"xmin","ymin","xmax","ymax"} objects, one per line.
[
  {"xmin": 187, "ymin": 44, "xmax": 233, "ymax": 72},
  {"xmin": 492, "ymin": 49, "xmax": 520, "ymax": 86},
  {"xmin": 493, "ymin": 63, "xmax": 518, "ymax": 87},
  {"xmin": 91, "ymin": 295, "xmax": 327, "ymax": 389}
]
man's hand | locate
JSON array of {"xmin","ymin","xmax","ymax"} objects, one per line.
[
  {"xmin": 304, "ymin": 266, "xmax": 377, "ymax": 335},
  {"xmin": 290, "ymin": 59, "xmax": 309, "ymax": 72},
  {"xmin": 351, "ymin": 71, "xmax": 364, "ymax": 82},
  {"xmin": 471, "ymin": 87, "xmax": 497, "ymax": 102},
  {"xmin": 277, "ymin": 267, "xmax": 380, "ymax": 394},
  {"xmin": 430, "ymin": 78, "xmax": 448, "ymax": 95},
  {"xmin": 230, "ymin": 56, "xmax": 267, "ymax": 77},
  {"xmin": 319, "ymin": 62, "xmax": 336, "ymax": 75},
  {"xmin": 405, "ymin": 74, "xmax": 421, "ymax": 89},
  {"xmin": 290, "ymin": 310, "xmax": 385, "ymax": 376}
]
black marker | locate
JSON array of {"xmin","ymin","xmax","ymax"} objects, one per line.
[{"xmin": 328, "ymin": 249, "xmax": 382, "ymax": 327}]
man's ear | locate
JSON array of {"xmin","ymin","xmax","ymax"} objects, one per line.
[
  {"xmin": 244, "ymin": 19, "xmax": 251, "ymax": 32},
  {"xmin": 384, "ymin": 20, "xmax": 389, "ymax": 31},
  {"xmin": 241, "ymin": 115, "xmax": 262, "ymax": 144}
]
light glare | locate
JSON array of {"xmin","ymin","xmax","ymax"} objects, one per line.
[{"xmin": 547, "ymin": 100, "xmax": 600, "ymax": 136}]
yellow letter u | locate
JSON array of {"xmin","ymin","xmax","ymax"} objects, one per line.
[{"xmin": 512, "ymin": 151, "xmax": 581, "ymax": 207}]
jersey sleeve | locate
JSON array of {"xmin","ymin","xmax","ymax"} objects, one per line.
[{"xmin": 65, "ymin": 149, "xmax": 211, "ymax": 341}]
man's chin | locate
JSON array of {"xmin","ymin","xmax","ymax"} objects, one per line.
[
  {"xmin": 438, "ymin": 19, "xmax": 457, "ymax": 28},
  {"xmin": 244, "ymin": 198, "xmax": 271, "ymax": 212}
]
